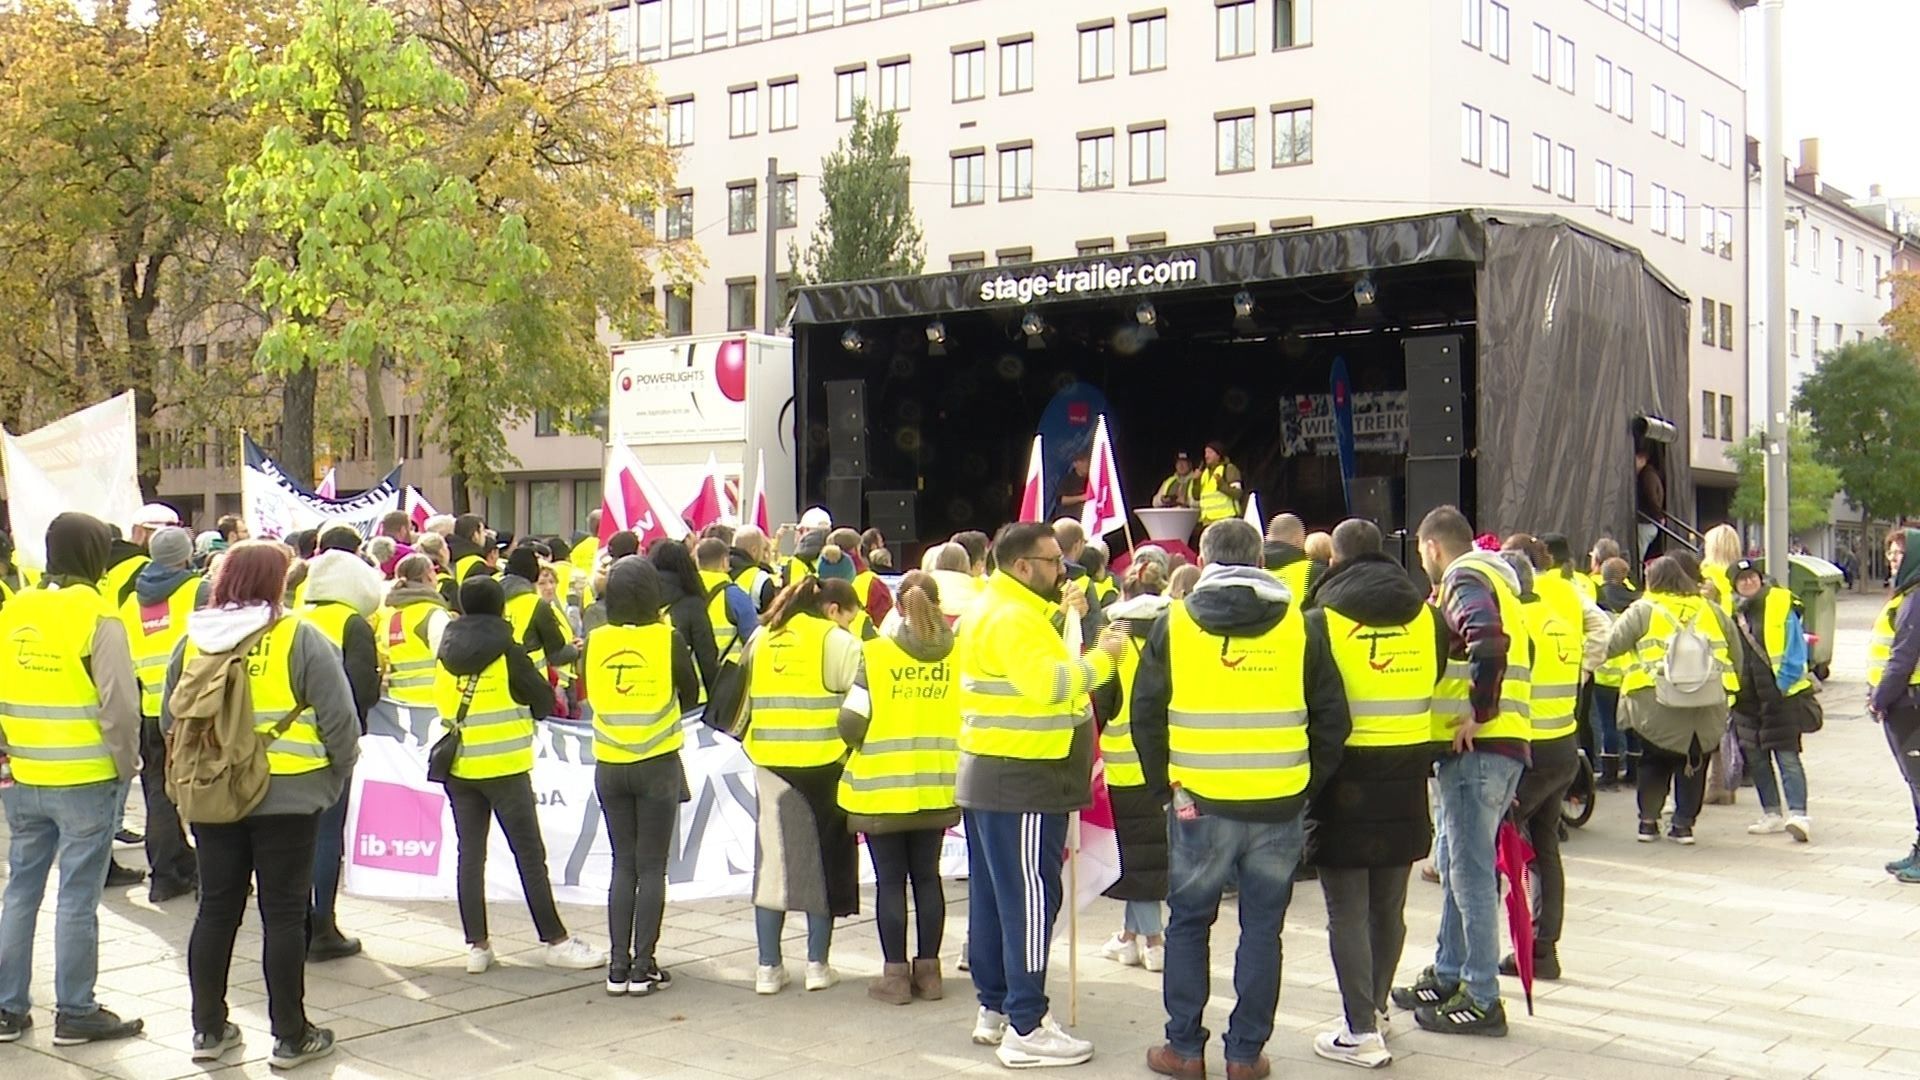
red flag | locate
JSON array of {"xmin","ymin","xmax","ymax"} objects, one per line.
[
  {"xmin": 1018, "ymin": 435, "xmax": 1045, "ymax": 523},
  {"xmin": 599, "ymin": 443, "xmax": 689, "ymax": 546},
  {"xmin": 681, "ymin": 452, "xmax": 734, "ymax": 532},
  {"xmin": 747, "ymin": 447, "xmax": 771, "ymax": 533},
  {"xmin": 405, "ymin": 487, "xmax": 437, "ymax": 531},
  {"xmin": 315, "ymin": 467, "xmax": 337, "ymax": 500},
  {"xmin": 1080, "ymin": 415, "xmax": 1128, "ymax": 539}
]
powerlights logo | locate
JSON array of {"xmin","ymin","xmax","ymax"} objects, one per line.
[{"xmin": 615, "ymin": 338, "xmax": 749, "ymax": 406}]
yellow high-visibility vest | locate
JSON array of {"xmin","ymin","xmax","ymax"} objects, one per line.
[
  {"xmin": 955, "ymin": 573, "xmax": 1109, "ymax": 762},
  {"xmin": 1520, "ymin": 595, "xmax": 1581, "ymax": 741},
  {"xmin": 1869, "ymin": 591, "xmax": 1920, "ymax": 692},
  {"xmin": 1323, "ymin": 606, "xmax": 1440, "ymax": 748},
  {"xmin": 120, "ymin": 576, "xmax": 201, "ymax": 718},
  {"xmin": 297, "ymin": 601, "xmax": 358, "ymax": 649},
  {"xmin": 1195, "ymin": 464, "xmax": 1237, "ymax": 524},
  {"xmin": 1432, "ymin": 565, "xmax": 1533, "ymax": 742},
  {"xmin": 838, "ymin": 635, "xmax": 960, "ymax": 816},
  {"xmin": 570, "ymin": 538, "xmax": 600, "ymax": 580},
  {"xmin": 376, "ymin": 600, "xmax": 442, "ymax": 707},
  {"xmin": 1755, "ymin": 585, "xmax": 1814, "ymax": 698},
  {"xmin": 1272, "ymin": 559, "xmax": 1314, "ymax": 601},
  {"xmin": 1166, "ymin": 599, "xmax": 1310, "ymax": 801},
  {"xmin": 700, "ymin": 570, "xmax": 742, "ymax": 660},
  {"xmin": 455, "ymin": 554, "xmax": 489, "ymax": 584},
  {"xmin": 1097, "ymin": 636, "xmax": 1147, "ymax": 787},
  {"xmin": 504, "ymin": 591, "xmax": 547, "ymax": 673},
  {"xmin": 1702, "ymin": 563, "xmax": 1735, "ymax": 616},
  {"xmin": 432, "ymin": 655, "xmax": 535, "ymax": 780},
  {"xmin": 0, "ymin": 584, "xmax": 117, "ymax": 786},
  {"xmin": 743, "ymin": 613, "xmax": 848, "ymax": 768},
  {"xmin": 1620, "ymin": 594, "xmax": 1736, "ymax": 699},
  {"xmin": 734, "ymin": 563, "xmax": 774, "ymax": 612},
  {"xmin": 184, "ymin": 616, "xmax": 329, "ymax": 776},
  {"xmin": 102, "ymin": 555, "xmax": 148, "ymax": 607},
  {"xmin": 585, "ymin": 622, "xmax": 683, "ymax": 764}
]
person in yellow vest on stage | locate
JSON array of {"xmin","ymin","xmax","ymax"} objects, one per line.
[
  {"xmin": 1263, "ymin": 512, "xmax": 1324, "ymax": 603},
  {"xmin": 433, "ymin": 576, "xmax": 606, "ymax": 976},
  {"xmin": 954, "ymin": 522, "xmax": 1124, "ymax": 1069},
  {"xmin": 1094, "ymin": 559, "xmax": 1172, "ymax": 976},
  {"xmin": 1128, "ymin": 519, "xmax": 1350, "ymax": 1078},
  {"xmin": 117, "ymin": 526, "xmax": 208, "ymax": 905},
  {"xmin": 377, "ymin": 555, "xmax": 452, "ymax": 717},
  {"xmin": 1729, "ymin": 559, "xmax": 1819, "ymax": 844},
  {"xmin": 741, "ymin": 577, "xmax": 864, "ymax": 995},
  {"xmin": 1194, "ymin": 441, "xmax": 1244, "ymax": 529},
  {"xmin": 587, "ymin": 556, "xmax": 701, "ymax": 996},
  {"xmin": 501, "ymin": 546, "xmax": 579, "ymax": 683},
  {"xmin": 1302, "ymin": 518, "xmax": 1444, "ymax": 1069},
  {"xmin": 836, "ymin": 572, "xmax": 961, "ymax": 1006},
  {"xmin": 295, "ymin": 528, "xmax": 385, "ymax": 964},
  {"xmin": 1602, "ymin": 556, "xmax": 1739, "ymax": 847},
  {"xmin": 161, "ymin": 540, "xmax": 362, "ymax": 1068},
  {"xmin": 1871, "ymin": 529, "xmax": 1920, "ymax": 881},
  {"xmin": 695, "ymin": 538, "xmax": 759, "ymax": 664},
  {"xmin": 1391, "ymin": 506, "xmax": 1531, "ymax": 1038},
  {"xmin": 0, "ymin": 513, "xmax": 147, "ymax": 1048}
]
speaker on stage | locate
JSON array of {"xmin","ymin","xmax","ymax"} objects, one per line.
[
  {"xmin": 825, "ymin": 379, "xmax": 867, "ymax": 477},
  {"xmin": 1351, "ymin": 476, "xmax": 1397, "ymax": 532},
  {"xmin": 1405, "ymin": 334, "xmax": 1464, "ymax": 457},
  {"xmin": 867, "ymin": 491, "xmax": 915, "ymax": 544},
  {"xmin": 822, "ymin": 476, "xmax": 862, "ymax": 528},
  {"xmin": 1404, "ymin": 458, "xmax": 1461, "ymax": 537}
]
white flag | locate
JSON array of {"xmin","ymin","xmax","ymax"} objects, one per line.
[
  {"xmin": 0, "ymin": 393, "xmax": 142, "ymax": 571},
  {"xmin": 1079, "ymin": 415, "xmax": 1128, "ymax": 539}
]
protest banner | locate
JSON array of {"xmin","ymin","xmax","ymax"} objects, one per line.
[
  {"xmin": 242, "ymin": 435, "xmax": 401, "ymax": 540},
  {"xmin": 0, "ymin": 393, "xmax": 141, "ymax": 571}
]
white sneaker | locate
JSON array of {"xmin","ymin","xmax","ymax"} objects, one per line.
[
  {"xmin": 972, "ymin": 1006, "xmax": 1009, "ymax": 1046},
  {"xmin": 544, "ymin": 937, "xmax": 608, "ymax": 970},
  {"xmin": 1140, "ymin": 943, "xmax": 1165, "ymax": 972},
  {"xmin": 1099, "ymin": 932, "xmax": 1141, "ymax": 966},
  {"xmin": 465, "ymin": 945, "xmax": 494, "ymax": 974},
  {"xmin": 996, "ymin": 1013, "xmax": 1093, "ymax": 1069},
  {"xmin": 957, "ymin": 936, "xmax": 970, "ymax": 972},
  {"xmin": 1786, "ymin": 815, "xmax": 1812, "ymax": 843},
  {"xmin": 804, "ymin": 962, "xmax": 838, "ymax": 991},
  {"xmin": 755, "ymin": 964, "xmax": 788, "ymax": 995},
  {"xmin": 1747, "ymin": 814, "xmax": 1787, "ymax": 835},
  {"xmin": 1313, "ymin": 1025, "xmax": 1391, "ymax": 1069}
]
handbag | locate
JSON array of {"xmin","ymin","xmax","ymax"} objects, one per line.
[
  {"xmin": 702, "ymin": 633, "xmax": 756, "ymax": 739},
  {"xmin": 427, "ymin": 675, "xmax": 480, "ymax": 784}
]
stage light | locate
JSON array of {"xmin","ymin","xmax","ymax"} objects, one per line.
[
  {"xmin": 1354, "ymin": 276, "xmax": 1377, "ymax": 307},
  {"xmin": 925, "ymin": 320, "xmax": 947, "ymax": 357},
  {"xmin": 1021, "ymin": 310, "xmax": 1046, "ymax": 349},
  {"xmin": 841, "ymin": 327, "xmax": 867, "ymax": 353},
  {"xmin": 1135, "ymin": 301, "xmax": 1157, "ymax": 327},
  {"xmin": 1233, "ymin": 291, "xmax": 1255, "ymax": 318}
]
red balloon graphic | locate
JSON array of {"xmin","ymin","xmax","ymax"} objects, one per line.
[{"xmin": 714, "ymin": 339, "xmax": 747, "ymax": 402}]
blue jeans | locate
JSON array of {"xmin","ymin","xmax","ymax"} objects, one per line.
[
  {"xmin": 1591, "ymin": 685, "xmax": 1623, "ymax": 755},
  {"xmin": 1433, "ymin": 752, "xmax": 1524, "ymax": 1009},
  {"xmin": 311, "ymin": 786, "xmax": 350, "ymax": 928},
  {"xmin": 754, "ymin": 906, "xmax": 833, "ymax": 966},
  {"xmin": 966, "ymin": 809, "xmax": 1068, "ymax": 1035},
  {"xmin": 1124, "ymin": 899, "xmax": 1164, "ymax": 937},
  {"xmin": 1748, "ymin": 748, "xmax": 1808, "ymax": 817},
  {"xmin": 1162, "ymin": 809, "xmax": 1304, "ymax": 1067},
  {"xmin": 0, "ymin": 780, "xmax": 119, "ymax": 1016}
]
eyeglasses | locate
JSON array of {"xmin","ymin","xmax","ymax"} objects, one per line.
[{"xmin": 1021, "ymin": 554, "xmax": 1066, "ymax": 568}]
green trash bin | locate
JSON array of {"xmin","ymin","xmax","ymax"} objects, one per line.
[{"xmin": 1787, "ymin": 555, "xmax": 1843, "ymax": 681}]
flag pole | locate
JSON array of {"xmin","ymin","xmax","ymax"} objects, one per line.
[{"xmin": 1067, "ymin": 808, "xmax": 1080, "ymax": 1027}]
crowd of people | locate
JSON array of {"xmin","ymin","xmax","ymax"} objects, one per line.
[{"xmin": 0, "ymin": 490, "xmax": 1909, "ymax": 1075}]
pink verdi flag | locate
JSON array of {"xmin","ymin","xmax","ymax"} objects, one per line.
[
  {"xmin": 599, "ymin": 443, "xmax": 690, "ymax": 546},
  {"xmin": 747, "ymin": 448, "xmax": 771, "ymax": 533},
  {"xmin": 1079, "ymin": 415, "xmax": 1127, "ymax": 539},
  {"xmin": 1018, "ymin": 435, "xmax": 1045, "ymax": 523}
]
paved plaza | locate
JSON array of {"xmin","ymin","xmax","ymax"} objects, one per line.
[{"xmin": 4, "ymin": 592, "xmax": 1918, "ymax": 1080}]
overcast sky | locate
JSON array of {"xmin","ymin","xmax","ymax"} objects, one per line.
[{"xmin": 1748, "ymin": 0, "xmax": 1919, "ymax": 198}]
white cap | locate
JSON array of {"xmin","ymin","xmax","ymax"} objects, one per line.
[
  {"xmin": 133, "ymin": 502, "xmax": 181, "ymax": 529},
  {"xmin": 799, "ymin": 506, "xmax": 832, "ymax": 531}
]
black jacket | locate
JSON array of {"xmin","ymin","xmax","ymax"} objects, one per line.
[
  {"xmin": 1730, "ymin": 587, "xmax": 1811, "ymax": 753},
  {"xmin": 727, "ymin": 548, "xmax": 779, "ymax": 611},
  {"xmin": 307, "ymin": 600, "xmax": 381, "ymax": 730},
  {"xmin": 658, "ymin": 574, "xmax": 721, "ymax": 689},
  {"xmin": 436, "ymin": 614, "xmax": 555, "ymax": 720},
  {"xmin": 501, "ymin": 575, "xmax": 580, "ymax": 668},
  {"xmin": 444, "ymin": 536, "xmax": 491, "ymax": 609},
  {"xmin": 1302, "ymin": 554, "xmax": 1446, "ymax": 867},
  {"xmin": 1131, "ymin": 565, "xmax": 1351, "ymax": 823}
]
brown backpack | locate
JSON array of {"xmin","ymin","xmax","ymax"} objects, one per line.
[{"xmin": 165, "ymin": 622, "xmax": 306, "ymax": 825}]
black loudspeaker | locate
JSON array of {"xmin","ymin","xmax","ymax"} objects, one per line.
[
  {"xmin": 1404, "ymin": 458, "xmax": 1461, "ymax": 537},
  {"xmin": 1351, "ymin": 476, "xmax": 1397, "ymax": 532},
  {"xmin": 1405, "ymin": 334, "xmax": 1465, "ymax": 457},
  {"xmin": 823, "ymin": 476, "xmax": 862, "ymax": 528},
  {"xmin": 825, "ymin": 379, "xmax": 867, "ymax": 477},
  {"xmin": 867, "ymin": 491, "xmax": 915, "ymax": 544}
]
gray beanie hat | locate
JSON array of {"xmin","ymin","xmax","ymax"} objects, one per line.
[{"xmin": 148, "ymin": 526, "xmax": 194, "ymax": 570}]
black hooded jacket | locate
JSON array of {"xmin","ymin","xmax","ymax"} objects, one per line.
[
  {"xmin": 1130, "ymin": 565, "xmax": 1351, "ymax": 823},
  {"xmin": 437, "ymin": 578, "xmax": 554, "ymax": 719},
  {"xmin": 1302, "ymin": 554, "xmax": 1448, "ymax": 868},
  {"xmin": 657, "ymin": 571, "xmax": 721, "ymax": 689}
]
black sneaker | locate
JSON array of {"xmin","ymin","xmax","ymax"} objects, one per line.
[
  {"xmin": 191, "ymin": 1022, "xmax": 243, "ymax": 1062},
  {"xmin": 114, "ymin": 828, "xmax": 144, "ymax": 847},
  {"xmin": 631, "ymin": 964, "xmax": 672, "ymax": 996},
  {"xmin": 1668, "ymin": 825, "xmax": 1696, "ymax": 846},
  {"xmin": 1498, "ymin": 947, "xmax": 1561, "ymax": 981},
  {"xmin": 306, "ymin": 929, "xmax": 362, "ymax": 963},
  {"xmin": 105, "ymin": 861, "xmax": 146, "ymax": 887},
  {"xmin": 1389, "ymin": 966, "xmax": 1457, "ymax": 1010},
  {"xmin": 270, "ymin": 1025, "xmax": 334, "ymax": 1070},
  {"xmin": 52, "ymin": 1007, "xmax": 143, "ymax": 1046},
  {"xmin": 148, "ymin": 876, "xmax": 196, "ymax": 904},
  {"xmin": 1414, "ymin": 990, "xmax": 1509, "ymax": 1037},
  {"xmin": 0, "ymin": 1009, "xmax": 31, "ymax": 1043},
  {"xmin": 606, "ymin": 960, "xmax": 631, "ymax": 996},
  {"xmin": 1636, "ymin": 820, "xmax": 1660, "ymax": 843}
]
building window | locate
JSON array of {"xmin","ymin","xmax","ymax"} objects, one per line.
[
  {"xmin": 1789, "ymin": 222, "xmax": 1800, "ymax": 265},
  {"xmin": 1130, "ymin": 124, "xmax": 1166, "ymax": 184},
  {"xmin": 1080, "ymin": 23, "xmax": 1114, "ymax": 81},
  {"xmin": 1668, "ymin": 93, "xmax": 1686, "ymax": 146},
  {"xmin": 1462, "ymin": 0, "xmax": 1482, "ymax": 49},
  {"xmin": 1217, "ymin": 113, "xmax": 1255, "ymax": 174},
  {"xmin": 534, "ymin": 409, "xmax": 558, "ymax": 437},
  {"xmin": 1669, "ymin": 190, "xmax": 1685, "ymax": 242},
  {"xmin": 609, "ymin": 5, "xmax": 635, "ymax": 60},
  {"xmin": 996, "ymin": 247, "xmax": 1032, "ymax": 267},
  {"xmin": 1615, "ymin": 168, "xmax": 1633, "ymax": 222},
  {"xmin": 1651, "ymin": 85, "xmax": 1666, "ymax": 137},
  {"xmin": 1131, "ymin": 14, "xmax": 1166, "ymax": 72},
  {"xmin": 1128, "ymin": 232, "xmax": 1167, "ymax": 251},
  {"xmin": 729, "ymin": 86, "xmax": 757, "ymax": 137},
  {"xmin": 1000, "ymin": 37, "xmax": 1033, "ymax": 94},
  {"xmin": 573, "ymin": 479, "xmax": 598, "ymax": 535},
  {"xmin": 1489, "ymin": 2, "xmax": 1509, "ymax": 61},
  {"xmin": 1719, "ymin": 211, "xmax": 1734, "ymax": 260},
  {"xmin": 1531, "ymin": 23, "xmax": 1550, "ymax": 81},
  {"xmin": 769, "ymin": 78, "xmax": 798, "ymax": 130},
  {"xmin": 998, "ymin": 144, "xmax": 1032, "ymax": 200},
  {"xmin": 1810, "ymin": 226, "xmax": 1821, "ymax": 268},
  {"xmin": 1650, "ymin": 182, "xmax": 1667, "ymax": 235},
  {"xmin": 1555, "ymin": 36, "xmax": 1574, "ymax": 93},
  {"xmin": 775, "ymin": 176, "xmax": 798, "ymax": 228},
  {"xmin": 950, "ymin": 252, "xmax": 985, "ymax": 271},
  {"xmin": 1719, "ymin": 394, "xmax": 1734, "ymax": 440},
  {"xmin": 1460, "ymin": 104, "xmax": 1483, "ymax": 166},
  {"xmin": 770, "ymin": 0, "xmax": 797, "ymax": 34},
  {"xmin": 1876, "ymin": 255, "xmax": 1885, "ymax": 298},
  {"xmin": 1615, "ymin": 68, "xmax": 1634, "ymax": 121},
  {"xmin": 835, "ymin": 66, "xmax": 867, "ymax": 120},
  {"xmin": 1273, "ymin": 105, "xmax": 1312, "ymax": 166},
  {"xmin": 728, "ymin": 181, "xmax": 756, "ymax": 233},
  {"xmin": 1215, "ymin": 223, "xmax": 1257, "ymax": 240},
  {"xmin": 664, "ymin": 287, "xmax": 692, "ymax": 336},
  {"xmin": 638, "ymin": 0, "xmax": 664, "ymax": 57},
  {"xmin": 727, "ymin": 279, "xmax": 757, "ymax": 331},
  {"xmin": 1835, "ymin": 235, "xmax": 1845, "ymax": 281},
  {"xmin": 527, "ymin": 479, "xmax": 561, "ymax": 534},
  {"xmin": 1487, "ymin": 115, "xmax": 1510, "ymax": 175},
  {"xmin": 1835, "ymin": 321, "xmax": 1842, "ymax": 348},
  {"xmin": 1274, "ymin": 0, "xmax": 1310, "ymax": 47},
  {"xmin": 666, "ymin": 96, "xmax": 694, "ymax": 146},
  {"xmin": 1594, "ymin": 160, "xmax": 1612, "ymax": 214},
  {"xmin": 1554, "ymin": 143, "xmax": 1575, "ymax": 201},
  {"xmin": 1593, "ymin": 56, "xmax": 1613, "ymax": 111},
  {"xmin": 1700, "ymin": 390, "xmax": 1715, "ymax": 439},
  {"xmin": 1076, "ymin": 238, "xmax": 1115, "ymax": 256},
  {"xmin": 1721, "ymin": 304, "xmax": 1733, "ymax": 352},
  {"xmin": 877, "ymin": 60, "xmax": 909, "ymax": 112},
  {"xmin": 1217, "ymin": 2, "xmax": 1255, "ymax": 59},
  {"xmin": 950, "ymin": 151, "xmax": 985, "ymax": 205},
  {"xmin": 665, "ymin": 190, "xmax": 693, "ymax": 240},
  {"xmin": 952, "ymin": 46, "xmax": 985, "ymax": 101},
  {"xmin": 1531, "ymin": 133, "xmax": 1551, "ymax": 191},
  {"xmin": 1811, "ymin": 315, "xmax": 1821, "ymax": 350},
  {"xmin": 1857, "ymin": 246, "xmax": 1867, "ymax": 289},
  {"xmin": 1716, "ymin": 119, "xmax": 1733, "ymax": 168},
  {"xmin": 1078, "ymin": 133, "xmax": 1114, "ymax": 190},
  {"xmin": 1699, "ymin": 204, "xmax": 1715, "ymax": 252},
  {"xmin": 1699, "ymin": 108, "xmax": 1716, "ymax": 159},
  {"xmin": 1701, "ymin": 298, "xmax": 1716, "ymax": 346},
  {"xmin": 1790, "ymin": 309, "xmax": 1800, "ymax": 356}
]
